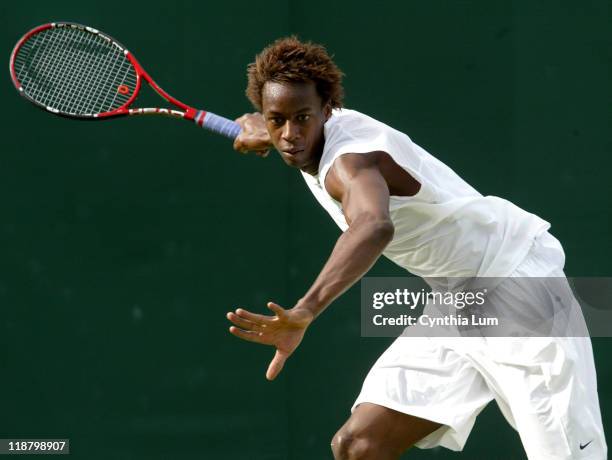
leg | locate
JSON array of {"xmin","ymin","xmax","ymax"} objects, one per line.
[
  {"xmin": 473, "ymin": 232, "xmax": 607, "ymax": 459},
  {"xmin": 331, "ymin": 402, "xmax": 442, "ymax": 460}
]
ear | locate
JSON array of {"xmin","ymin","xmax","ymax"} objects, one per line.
[{"xmin": 323, "ymin": 102, "xmax": 332, "ymax": 121}]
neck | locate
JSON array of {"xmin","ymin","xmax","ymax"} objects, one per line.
[{"xmin": 300, "ymin": 132, "xmax": 326, "ymax": 176}]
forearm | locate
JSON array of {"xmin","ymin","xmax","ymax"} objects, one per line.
[{"xmin": 295, "ymin": 218, "xmax": 394, "ymax": 319}]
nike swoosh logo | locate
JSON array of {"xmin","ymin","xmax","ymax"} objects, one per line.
[{"xmin": 580, "ymin": 440, "xmax": 593, "ymax": 450}]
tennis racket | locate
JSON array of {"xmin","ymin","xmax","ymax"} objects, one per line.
[{"xmin": 9, "ymin": 22, "xmax": 242, "ymax": 139}]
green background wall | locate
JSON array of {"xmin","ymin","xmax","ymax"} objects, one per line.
[{"xmin": 1, "ymin": 1, "xmax": 610, "ymax": 459}]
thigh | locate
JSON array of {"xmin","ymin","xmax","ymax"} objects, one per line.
[
  {"xmin": 477, "ymin": 337, "xmax": 607, "ymax": 459},
  {"xmin": 337, "ymin": 402, "xmax": 443, "ymax": 454},
  {"xmin": 352, "ymin": 336, "xmax": 494, "ymax": 451}
]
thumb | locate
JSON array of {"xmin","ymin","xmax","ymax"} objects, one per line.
[
  {"xmin": 233, "ymin": 137, "xmax": 246, "ymax": 153},
  {"xmin": 266, "ymin": 349, "xmax": 288, "ymax": 381}
]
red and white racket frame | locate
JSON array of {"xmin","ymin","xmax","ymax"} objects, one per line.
[{"xmin": 9, "ymin": 22, "xmax": 241, "ymax": 139}]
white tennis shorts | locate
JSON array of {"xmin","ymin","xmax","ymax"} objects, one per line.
[{"xmin": 353, "ymin": 232, "xmax": 608, "ymax": 459}]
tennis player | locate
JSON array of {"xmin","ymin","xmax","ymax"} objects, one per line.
[{"xmin": 227, "ymin": 37, "xmax": 607, "ymax": 459}]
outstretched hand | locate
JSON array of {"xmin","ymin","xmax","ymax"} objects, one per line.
[{"xmin": 227, "ymin": 302, "xmax": 314, "ymax": 380}]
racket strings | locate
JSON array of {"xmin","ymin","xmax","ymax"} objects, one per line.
[{"xmin": 13, "ymin": 25, "xmax": 137, "ymax": 116}]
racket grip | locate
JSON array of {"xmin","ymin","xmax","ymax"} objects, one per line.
[{"xmin": 194, "ymin": 111, "xmax": 241, "ymax": 140}]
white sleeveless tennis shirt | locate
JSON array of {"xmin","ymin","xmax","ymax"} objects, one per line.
[{"xmin": 301, "ymin": 109, "xmax": 550, "ymax": 278}]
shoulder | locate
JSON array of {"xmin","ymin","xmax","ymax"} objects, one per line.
[
  {"xmin": 324, "ymin": 108, "xmax": 381, "ymax": 136},
  {"xmin": 332, "ymin": 151, "xmax": 382, "ymax": 176},
  {"xmin": 325, "ymin": 152, "xmax": 387, "ymax": 201},
  {"xmin": 319, "ymin": 109, "xmax": 388, "ymax": 182}
]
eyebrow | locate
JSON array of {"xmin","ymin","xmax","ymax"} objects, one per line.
[{"xmin": 266, "ymin": 107, "xmax": 312, "ymax": 116}]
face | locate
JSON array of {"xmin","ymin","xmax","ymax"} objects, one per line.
[{"xmin": 261, "ymin": 81, "xmax": 331, "ymax": 175}]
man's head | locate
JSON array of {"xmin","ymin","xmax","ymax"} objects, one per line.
[{"xmin": 246, "ymin": 37, "xmax": 344, "ymax": 174}]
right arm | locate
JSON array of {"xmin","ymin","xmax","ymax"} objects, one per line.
[{"xmin": 233, "ymin": 112, "xmax": 272, "ymax": 157}]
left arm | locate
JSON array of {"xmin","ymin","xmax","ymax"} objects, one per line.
[
  {"xmin": 294, "ymin": 153, "xmax": 395, "ymax": 318},
  {"xmin": 227, "ymin": 153, "xmax": 394, "ymax": 379}
]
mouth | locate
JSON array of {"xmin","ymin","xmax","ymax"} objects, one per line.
[{"xmin": 282, "ymin": 148, "xmax": 304, "ymax": 156}]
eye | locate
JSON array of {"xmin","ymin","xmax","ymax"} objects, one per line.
[
  {"xmin": 268, "ymin": 117, "xmax": 284, "ymax": 127},
  {"xmin": 297, "ymin": 114, "xmax": 310, "ymax": 122}
]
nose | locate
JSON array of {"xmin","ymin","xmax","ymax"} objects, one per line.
[{"xmin": 281, "ymin": 120, "xmax": 300, "ymax": 143}]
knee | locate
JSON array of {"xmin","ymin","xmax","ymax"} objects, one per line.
[{"xmin": 331, "ymin": 428, "xmax": 380, "ymax": 460}]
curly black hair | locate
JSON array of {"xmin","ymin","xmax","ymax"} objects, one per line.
[{"xmin": 246, "ymin": 36, "xmax": 344, "ymax": 111}]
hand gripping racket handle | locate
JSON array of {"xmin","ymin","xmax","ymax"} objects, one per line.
[{"xmin": 194, "ymin": 111, "xmax": 242, "ymax": 140}]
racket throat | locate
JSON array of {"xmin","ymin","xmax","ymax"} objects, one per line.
[{"xmin": 128, "ymin": 107, "xmax": 188, "ymax": 119}]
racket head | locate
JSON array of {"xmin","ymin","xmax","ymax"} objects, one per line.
[{"xmin": 9, "ymin": 22, "xmax": 141, "ymax": 119}]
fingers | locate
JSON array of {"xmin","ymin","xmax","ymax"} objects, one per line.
[
  {"xmin": 233, "ymin": 113, "xmax": 251, "ymax": 127},
  {"xmin": 234, "ymin": 112, "xmax": 261, "ymax": 124},
  {"xmin": 266, "ymin": 350, "xmax": 288, "ymax": 381},
  {"xmin": 232, "ymin": 113, "xmax": 270, "ymax": 156},
  {"xmin": 226, "ymin": 312, "xmax": 266, "ymax": 333},
  {"xmin": 234, "ymin": 307, "xmax": 277, "ymax": 325},
  {"xmin": 233, "ymin": 138, "xmax": 270, "ymax": 157},
  {"xmin": 228, "ymin": 326, "xmax": 268, "ymax": 345},
  {"xmin": 232, "ymin": 114, "xmax": 252, "ymax": 154},
  {"xmin": 233, "ymin": 137, "xmax": 246, "ymax": 153}
]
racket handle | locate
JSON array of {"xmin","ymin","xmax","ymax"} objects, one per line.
[{"xmin": 194, "ymin": 111, "xmax": 241, "ymax": 140}]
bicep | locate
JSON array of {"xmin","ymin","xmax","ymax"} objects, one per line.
[{"xmin": 325, "ymin": 153, "xmax": 392, "ymax": 226}]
